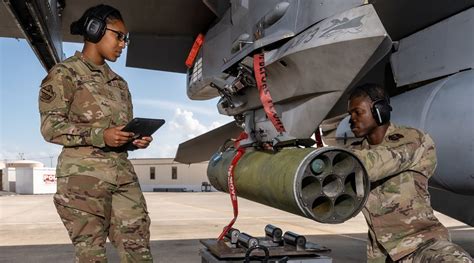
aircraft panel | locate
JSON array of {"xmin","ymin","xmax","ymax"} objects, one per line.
[
  {"xmin": 60, "ymin": 0, "xmax": 220, "ymax": 73},
  {"xmin": 391, "ymin": 8, "xmax": 474, "ymax": 87},
  {"xmin": 174, "ymin": 121, "xmax": 242, "ymax": 164},
  {"xmin": 125, "ymin": 34, "xmax": 194, "ymax": 73},
  {"xmin": 429, "ymin": 186, "xmax": 474, "ymax": 227},
  {"xmin": 371, "ymin": 0, "xmax": 473, "ymax": 41},
  {"xmin": 0, "ymin": 2, "xmax": 23, "ymax": 39},
  {"xmin": 60, "ymin": 0, "xmax": 219, "ymax": 42},
  {"xmin": 2, "ymin": 0, "xmax": 64, "ymax": 70}
]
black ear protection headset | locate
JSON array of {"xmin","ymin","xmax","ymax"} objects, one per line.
[
  {"xmin": 360, "ymin": 85, "xmax": 392, "ymax": 126},
  {"xmin": 83, "ymin": 5, "xmax": 115, "ymax": 43}
]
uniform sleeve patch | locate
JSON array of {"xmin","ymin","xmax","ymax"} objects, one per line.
[
  {"xmin": 40, "ymin": 85, "xmax": 56, "ymax": 103},
  {"xmin": 388, "ymin": 133, "xmax": 404, "ymax": 141}
]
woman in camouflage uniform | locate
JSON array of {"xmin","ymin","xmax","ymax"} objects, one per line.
[{"xmin": 39, "ymin": 5, "xmax": 153, "ymax": 262}]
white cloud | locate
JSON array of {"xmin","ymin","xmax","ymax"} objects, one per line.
[
  {"xmin": 170, "ymin": 108, "xmax": 211, "ymax": 140},
  {"xmin": 209, "ymin": 121, "xmax": 222, "ymax": 130},
  {"xmin": 129, "ymin": 108, "xmax": 228, "ymax": 159}
]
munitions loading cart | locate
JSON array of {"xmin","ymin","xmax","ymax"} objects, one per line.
[{"xmin": 200, "ymin": 224, "xmax": 332, "ymax": 262}]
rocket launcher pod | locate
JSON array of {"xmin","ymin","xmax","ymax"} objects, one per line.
[{"xmin": 208, "ymin": 147, "xmax": 370, "ymax": 223}]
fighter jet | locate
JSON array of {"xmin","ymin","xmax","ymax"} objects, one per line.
[
  {"xmin": 1, "ymin": 0, "xmax": 472, "ymax": 226},
  {"xmin": 176, "ymin": 0, "xmax": 474, "ymax": 226}
]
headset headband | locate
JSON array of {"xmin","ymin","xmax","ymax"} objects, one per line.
[
  {"xmin": 360, "ymin": 85, "xmax": 387, "ymax": 104},
  {"xmin": 90, "ymin": 5, "xmax": 115, "ymax": 24}
]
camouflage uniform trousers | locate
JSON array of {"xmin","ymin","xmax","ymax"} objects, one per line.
[
  {"xmin": 54, "ymin": 175, "xmax": 153, "ymax": 263},
  {"xmin": 368, "ymin": 237, "xmax": 473, "ymax": 263}
]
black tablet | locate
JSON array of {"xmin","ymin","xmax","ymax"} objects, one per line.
[{"xmin": 122, "ymin": 118, "xmax": 165, "ymax": 139}]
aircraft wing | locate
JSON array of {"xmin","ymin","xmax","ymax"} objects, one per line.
[
  {"xmin": 3, "ymin": 0, "xmax": 470, "ymax": 73},
  {"xmin": 1, "ymin": 0, "xmax": 64, "ymax": 70},
  {"xmin": 174, "ymin": 121, "xmax": 242, "ymax": 164},
  {"xmin": 1, "ymin": 0, "xmax": 228, "ymax": 72}
]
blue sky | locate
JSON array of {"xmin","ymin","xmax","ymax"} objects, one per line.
[{"xmin": 0, "ymin": 37, "xmax": 232, "ymax": 166}]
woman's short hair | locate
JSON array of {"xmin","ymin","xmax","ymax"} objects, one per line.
[{"xmin": 70, "ymin": 4, "xmax": 123, "ymax": 36}]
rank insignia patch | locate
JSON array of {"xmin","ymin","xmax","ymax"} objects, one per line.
[
  {"xmin": 40, "ymin": 85, "xmax": 56, "ymax": 103},
  {"xmin": 388, "ymin": 133, "xmax": 404, "ymax": 141}
]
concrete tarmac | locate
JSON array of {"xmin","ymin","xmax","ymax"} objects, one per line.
[{"xmin": 0, "ymin": 192, "xmax": 472, "ymax": 262}]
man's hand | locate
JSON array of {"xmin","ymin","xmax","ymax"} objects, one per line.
[
  {"xmin": 133, "ymin": 136, "xmax": 153, "ymax": 149},
  {"xmin": 104, "ymin": 126, "xmax": 134, "ymax": 147}
]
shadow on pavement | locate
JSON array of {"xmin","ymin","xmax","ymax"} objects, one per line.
[{"xmin": 0, "ymin": 229, "xmax": 472, "ymax": 262}]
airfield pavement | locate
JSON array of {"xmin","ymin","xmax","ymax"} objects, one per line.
[{"xmin": 0, "ymin": 191, "xmax": 472, "ymax": 262}]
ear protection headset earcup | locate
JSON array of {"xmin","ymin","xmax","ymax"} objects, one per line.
[
  {"xmin": 358, "ymin": 85, "xmax": 392, "ymax": 126},
  {"xmin": 84, "ymin": 17, "xmax": 106, "ymax": 43},
  {"xmin": 83, "ymin": 6, "xmax": 114, "ymax": 43},
  {"xmin": 371, "ymin": 99, "xmax": 392, "ymax": 126}
]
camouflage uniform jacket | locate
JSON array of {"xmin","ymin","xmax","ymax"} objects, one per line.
[
  {"xmin": 39, "ymin": 51, "xmax": 137, "ymax": 185},
  {"xmin": 349, "ymin": 122, "xmax": 449, "ymax": 261}
]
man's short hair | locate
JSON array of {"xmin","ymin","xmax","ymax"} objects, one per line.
[
  {"xmin": 349, "ymin": 83, "xmax": 390, "ymax": 104},
  {"xmin": 349, "ymin": 83, "xmax": 392, "ymax": 125}
]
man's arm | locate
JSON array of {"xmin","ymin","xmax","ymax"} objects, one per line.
[
  {"xmin": 352, "ymin": 138, "xmax": 429, "ymax": 182},
  {"xmin": 38, "ymin": 65, "xmax": 106, "ymax": 147}
]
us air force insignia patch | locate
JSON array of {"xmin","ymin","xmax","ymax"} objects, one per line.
[{"xmin": 40, "ymin": 85, "xmax": 56, "ymax": 103}]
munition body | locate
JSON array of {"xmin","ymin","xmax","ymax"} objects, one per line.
[{"xmin": 208, "ymin": 147, "xmax": 370, "ymax": 224}]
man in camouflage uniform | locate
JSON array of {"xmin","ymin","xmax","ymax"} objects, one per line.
[
  {"xmin": 347, "ymin": 83, "xmax": 472, "ymax": 262},
  {"xmin": 39, "ymin": 5, "xmax": 153, "ymax": 262}
]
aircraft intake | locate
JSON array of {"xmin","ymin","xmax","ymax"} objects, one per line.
[{"xmin": 207, "ymin": 147, "xmax": 370, "ymax": 223}]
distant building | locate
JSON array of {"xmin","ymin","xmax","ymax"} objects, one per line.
[
  {"xmin": 8, "ymin": 160, "xmax": 44, "ymax": 168},
  {"xmin": 130, "ymin": 158, "xmax": 213, "ymax": 192},
  {"xmin": 0, "ymin": 162, "xmax": 4, "ymax": 191},
  {"xmin": 1, "ymin": 167, "xmax": 16, "ymax": 192},
  {"xmin": 1, "ymin": 160, "xmax": 53, "ymax": 193},
  {"xmin": 1, "ymin": 158, "xmax": 213, "ymax": 194}
]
